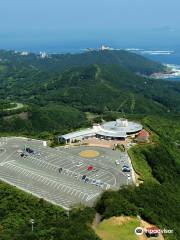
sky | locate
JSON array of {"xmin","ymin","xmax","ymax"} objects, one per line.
[
  {"xmin": 0, "ymin": 0, "xmax": 180, "ymax": 32},
  {"xmin": 0, "ymin": 0, "xmax": 180, "ymax": 51}
]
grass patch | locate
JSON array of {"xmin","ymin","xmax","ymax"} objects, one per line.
[{"xmin": 95, "ymin": 217, "xmax": 140, "ymax": 240}]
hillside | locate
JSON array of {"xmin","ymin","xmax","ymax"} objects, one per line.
[
  {"xmin": 0, "ymin": 49, "xmax": 165, "ymax": 75},
  {"xmin": 0, "ymin": 60, "xmax": 180, "ymax": 137},
  {"xmin": 0, "ymin": 49, "xmax": 180, "ymax": 239},
  {"xmin": 27, "ymin": 64, "xmax": 180, "ymax": 114}
]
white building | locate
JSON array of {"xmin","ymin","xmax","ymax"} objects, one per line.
[
  {"xmin": 20, "ymin": 51, "xmax": 29, "ymax": 56},
  {"xmin": 39, "ymin": 52, "xmax": 49, "ymax": 59},
  {"xmin": 58, "ymin": 119, "xmax": 143, "ymax": 144},
  {"xmin": 100, "ymin": 45, "xmax": 112, "ymax": 51}
]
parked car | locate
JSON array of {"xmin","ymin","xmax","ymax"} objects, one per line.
[
  {"xmin": 95, "ymin": 180, "xmax": 101, "ymax": 186},
  {"xmin": 87, "ymin": 165, "xmax": 93, "ymax": 171},
  {"xmin": 115, "ymin": 160, "xmax": 120, "ymax": 165},
  {"xmin": 92, "ymin": 179, "xmax": 96, "ymax": 185},
  {"xmin": 20, "ymin": 153, "xmax": 27, "ymax": 158},
  {"xmin": 96, "ymin": 180, "xmax": 104, "ymax": 187},
  {"xmin": 17, "ymin": 149, "xmax": 23, "ymax": 153},
  {"xmin": 99, "ymin": 182, "xmax": 104, "ymax": 188},
  {"xmin": 122, "ymin": 167, "xmax": 130, "ymax": 173},
  {"xmin": 84, "ymin": 177, "xmax": 89, "ymax": 183},
  {"xmin": 126, "ymin": 173, "xmax": 131, "ymax": 179},
  {"xmin": 76, "ymin": 162, "xmax": 83, "ymax": 167},
  {"xmin": 26, "ymin": 147, "xmax": 34, "ymax": 154},
  {"xmin": 82, "ymin": 175, "xmax": 86, "ymax": 180}
]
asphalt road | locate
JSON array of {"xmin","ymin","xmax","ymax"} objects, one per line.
[{"xmin": 5, "ymin": 102, "xmax": 24, "ymax": 111}]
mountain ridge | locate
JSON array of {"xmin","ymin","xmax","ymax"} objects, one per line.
[{"xmin": 0, "ymin": 49, "xmax": 165, "ymax": 75}]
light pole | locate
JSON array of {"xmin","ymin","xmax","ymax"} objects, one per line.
[{"xmin": 30, "ymin": 219, "xmax": 34, "ymax": 232}]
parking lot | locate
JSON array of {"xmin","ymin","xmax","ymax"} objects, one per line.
[{"xmin": 0, "ymin": 137, "xmax": 132, "ymax": 210}]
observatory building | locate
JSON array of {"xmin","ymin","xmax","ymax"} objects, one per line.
[{"xmin": 58, "ymin": 119, "xmax": 143, "ymax": 144}]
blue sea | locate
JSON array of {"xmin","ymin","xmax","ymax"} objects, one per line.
[{"xmin": 125, "ymin": 48, "xmax": 180, "ymax": 81}]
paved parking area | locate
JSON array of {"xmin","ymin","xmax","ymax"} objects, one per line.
[{"xmin": 0, "ymin": 137, "xmax": 132, "ymax": 210}]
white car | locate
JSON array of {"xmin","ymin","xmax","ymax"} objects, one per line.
[
  {"xmin": 76, "ymin": 162, "xmax": 84, "ymax": 167},
  {"xmin": 115, "ymin": 160, "xmax": 120, "ymax": 165},
  {"xmin": 99, "ymin": 182, "xmax": 104, "ymax": 188},
  {"xmin": 92, "ymin": 179, "xmax": 96, "ymax": 185},
  {"xmin": 95, "ymin": 180, "xmax": 101, "ymax": 186},
  {"xmin": 17, "ymin": 149, "xmax": 23, "ymax": 153},
  {"xmin": 127, "ymin": 174, "xmax": 131, "ymax": 180}
]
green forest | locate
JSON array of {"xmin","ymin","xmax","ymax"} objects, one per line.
[
  {"xmin": 0, "ymin": 50, "xmax": 180, "ymax": 239},
  {"xmin": 96, "ymin": 116, "xmax": 180, "ymax": 240}
]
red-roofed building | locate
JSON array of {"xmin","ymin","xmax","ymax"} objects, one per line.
[{"xmin": 136, "ymin": 129, "xmax": 149, "ymax": 143}]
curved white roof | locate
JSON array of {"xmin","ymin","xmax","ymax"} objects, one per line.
[{"xmin": 101, "ymin": 120, "xmax": 142, "ymax": 134}]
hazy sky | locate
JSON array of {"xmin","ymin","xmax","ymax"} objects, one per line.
[{"xmin": 0, "ymin": 0, "xmax": 180, "ymax": 32}]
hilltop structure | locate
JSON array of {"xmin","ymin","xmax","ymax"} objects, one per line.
[{"xmin": 58, "ymin": 119, "xmax": 143, "ymax": 144}]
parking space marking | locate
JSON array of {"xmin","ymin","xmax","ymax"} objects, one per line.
[
  {"xmin": 0, "ymin": 137, "xmax": 132, "ymax": 209},
  {"xmin": 2, "ymin": 160, "xmax": 99, "ymax": 193}
]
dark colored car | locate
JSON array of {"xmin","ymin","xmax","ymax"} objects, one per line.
[
  {"xmin": 122, "ymin": 167, "xmax": 130, "ymax": 172},
  {"xmin": 26, "ymin": 147, "xmax": 34, "ymax": 154},
  {"xmin": 84, "ymin": 177, "xmax": 89, "ymax": 183},
  {"xmin": 82, "ymin": 175, "xmax": 86, "ymax": 180}
]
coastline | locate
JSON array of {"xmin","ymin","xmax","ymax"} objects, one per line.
[{"xmin": 150, "ymin": 63, "xmax": 180, "ymax": 81}]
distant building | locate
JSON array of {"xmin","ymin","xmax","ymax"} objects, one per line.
[
  {"xmin": 100, "ymin": 45, "xmax": 112, "ymax": 51},
  {"xmin": 58, "ymin": 119, "xmax": 143, "ymax": 144},
  {"xmin": 20, "ymin": 51, "xmax": 29, "ymax": 56},
  {"xmin": 136, "ymin": 129, "xmax": 149, "ymax": 143},
  {"xmin": 39, "ymin": 52, "xmax": 49, "ymax": 59},
  {"xmin": 85, "ymin": 45, "xmax": 113, "ymax": 52}
]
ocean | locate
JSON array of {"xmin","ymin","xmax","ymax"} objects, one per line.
[{"xmin": 125, "ymin": 47, "xmax": 180, "ymax": 81}]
